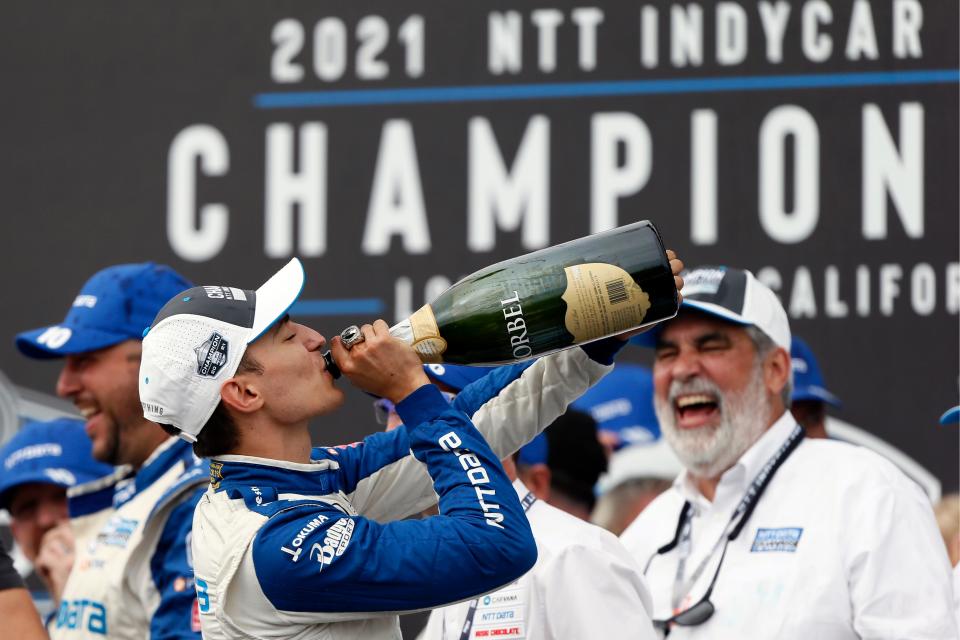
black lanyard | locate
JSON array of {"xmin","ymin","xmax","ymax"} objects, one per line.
[
  {"xmin": 457, "ymin": 491, "xmax": 537, "ymax": 640},
  {"xmin": 647, "ymin": 424, "xmax": 805, "ymax": 610}
]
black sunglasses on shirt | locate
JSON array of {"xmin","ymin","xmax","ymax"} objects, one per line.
[{"xmin": 646, "ymin": 534, "xmax": 730, "ymax": 632}]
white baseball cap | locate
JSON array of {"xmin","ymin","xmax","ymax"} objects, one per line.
[
  {"xmin": 596, "ymin": 440, "xmax": 683, "ymax": 494},
  {"xmin": 633, "ymin": 266, "xmax": 790, "ymax": 351},
  {"xmin": 138, "ymin": 259, "xmax": 305, "ymax": 442}
]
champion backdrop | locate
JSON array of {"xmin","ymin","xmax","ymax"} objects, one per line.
[{"xmin": 1, "ymin": 1, "xmax": 957, "ymax": 490}]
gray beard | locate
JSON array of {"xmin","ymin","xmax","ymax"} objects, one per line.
[{"xmin": 655, "ymin": 363, "xmax": 771, "ymax": 481}]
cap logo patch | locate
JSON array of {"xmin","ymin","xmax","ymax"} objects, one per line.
[
  {"xmin": 590, "ymin": 398, "xmax": 633, "ymax": 422},
  {"xmin": 791, "ymin": 357, "xmax": 809, "ymax": 374},
  {"xmin": 45, "ymin": 468, "xmax": 77, "ymax": 485},
  {"xmin": 202, "ymin": 286, "xmax": 247, "ymax": 301},
  {"xmin": 195, "ymin": 332, "xmax": 229, "ymax": 377},
  {"xmin": 36, "ymin": 326, "xmax": 72, "ymax": 350},
  {"xmin": 73, "ymin": 295, "xmax": 98, "ymax": 308},
  {"xmin": 5, "ymin": 443, "xmax": 62, "ymax": 469},
  {"xmin": 682, "ymin": 267, "xmax": 726, "ymax": 298}
]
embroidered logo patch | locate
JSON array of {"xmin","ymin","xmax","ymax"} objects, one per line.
[
  {"xmin": 751, "ymin": 527, "xmax": 803, "ymax": 552},
  {"xmin": 195, "ymin": 332, "xmax": 229, "ymax": 377},
  {"xmin": 94, "ymin": 516, "xmax": 139, "ymax": 550},
  {"xmin": 209, "ymin": 461, "xmax": 223, "ymax": 489},
  {"xmin": 682, "ymin": 267, "xmax": 726, "ymax": 297}
]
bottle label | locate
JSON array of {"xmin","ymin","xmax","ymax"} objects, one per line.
[
  {"xmin": 409, "ymin": 304, "xmax": 447, "ymax": 363},
  {"xmin": 561, "ymin": 263, "xmax": 651, "ymax": 342}
]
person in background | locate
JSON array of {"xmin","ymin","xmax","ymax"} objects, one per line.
[
  {"xmin": 621, "ymin": 265, "xmax": 956, "ymax": 639},
  {"xmin": 577, "ymin": 361, "xmax": 679, "ymax": 535},
  {"xmin": 0, "ymin": 539, "xmax": 47, "ymax": 640},
  {"xmin": 533, "ymin": 409, "xmax": 607, "ymax": 520},
  {"xmin": 571, "ymin": 362, "xmax": 661, "ymax": 454},
  {"xmin": 937, "ymin": 406, "xmax": 960, "ymax": 627},
  {"xmin": 15, "ymin": 262, "xmax": 206, "ymax": 639},
  {"xmin": 934, "ymin": 494, "xmax": 960, "ymax": 629},
  {"xmin": 416, "ymin": 364, "xmax": 657, "ymax": 640},
  {"xmin": 789, "ymin": 336, "xmax": 842, "ymax": 439},
  {"xmin": 0, "ymin": 419, "xmax": 113, "ymax": 608},
  {"xmin": 592, "ymin": 439, "xmax": 681, "ymax": 536},
  {"xmin": 934, "ymin": 494, "xmax": 960, "ymax": 567},
  {"xmin": 420, "ymin": 365, "xmax": 607, "ymax": 521},
  {"xmin": 941, "ymin": 406, "xmax": 959, "ymax": 426}
]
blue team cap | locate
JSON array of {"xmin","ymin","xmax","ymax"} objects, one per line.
[
  {"xmin": 517, "ymin": 433, "xmax": 548, "ymax": 466},
  {"xmin": 0, "ymin": 419, "xmax": 114, "ymax": 510},
  {"xmin": 790, "ymin": 336, "xmax": 841, "ymax": 408},
  {"xmin": 423, "ymin": 363, "xmax": 491, "ymax": 392},
  {"xmin": 15, "ymin": 263, "xmax": 193, "ymax": 359},
  {"xmin": 940, "ymin": 406, "xmax": 960, "ymax": 425},
  {"xmin": 571, "ymin": 363, "xmax": 660, "ymax": 450}
]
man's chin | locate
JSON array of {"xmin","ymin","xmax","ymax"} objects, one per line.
[
  {"xmin": 92, "ymin": 450, "xmax": 117, "ymax": 466},
  {"xmin": 90, "ymin": 433, "xmax": 122, "ymax": 466},
  {"xmin": 314, "ymin": 389, "xmax": 346, "ymax": 416},
  {"xmin": 663, "ymin": 427, "xmax": 723, "ymax": 472}
]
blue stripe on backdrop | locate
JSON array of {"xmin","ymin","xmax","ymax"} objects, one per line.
[
  {"xmin": 291, "ymin": 299, "xmax": 384, "ymax": 316},
  {"xmin": 254, "ymin": 69, "xmax": 960, "ymax": 109}
]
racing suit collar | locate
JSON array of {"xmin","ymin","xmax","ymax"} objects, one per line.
[
  {"xmin": 209, "ymin": 455, "xmax": 341, "ymax": 500},
  {"xmin": 113, "ymin": 437, "xmax": 195, "ymax": 509}
]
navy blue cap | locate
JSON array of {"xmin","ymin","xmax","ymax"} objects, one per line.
[
  {"xmin": 790, "ymin": 336, "xmax": 841, "ymax": 408},
  {"xmin": 571, "ymin": 363, "xmax": 660, "ymax": 449},
  {"xmin": 517, "ymin": 433, "xmax": 548, "ymax": 466},
  {"xmin": 940, "ymin": 406, "xmax": 959, "ymax": 425},
  {"xmin": 0, "ymin": 419, "xmax": 114, "ymax": 509},
  {"xmin": 16, "ymin": 263, "xmax": 194, "ymax": 359},
  {"xmin": 423, "ymin": 363, "xmax": 492, "ymax": 392}
]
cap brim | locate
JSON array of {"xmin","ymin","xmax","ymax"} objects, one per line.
[
  {"xmin": 0, "ymin": 470, "xmax": 74, "ymax": 509},
  {"xmin": 630, "ymin": 299, "xmax": 752, "ymax": 347},
  {"xmin": 792, "ymin": 386, "xmax": 842, "ymax": 408},
  {"xmin": 15, "ymin": 324, "xmax": 133, "ymax": 359},
  {"xmin": 596, "ymin": 440, "xmax": 683, "ymax": 493},
  {"xmin": 940, "ymin": 406, "xmax": 960, "ymax": 425},
  {"xmin": 249, "ymin": 258, "xmax": 305, "ymax": 342}
]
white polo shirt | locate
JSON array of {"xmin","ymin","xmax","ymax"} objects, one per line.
[
  {"xmin": 419, "ymin": 479, "xmax": 656, "ymax": 640},
  {"xmin": 620, "ymin": 412, "xmax": 957, "ymax": 640}
]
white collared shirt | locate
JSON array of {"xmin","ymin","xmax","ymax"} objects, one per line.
[
  {"xmin": 621, "ymin": 412, "xmax": 958, "ymax": 640},
  {"xmin": 419, "ymin": 479, "xmax": 657, "ymax": 640}
]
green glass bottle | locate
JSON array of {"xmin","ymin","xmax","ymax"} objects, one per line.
[{"xmin": 385, "ymin": 220, "xmax": 678, "ymax": 365}]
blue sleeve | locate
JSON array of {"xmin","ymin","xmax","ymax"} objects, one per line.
[
  {"xmin": 251, "ymin": 385, "xmax": 537, "ymax": 614},
  {"xmin": 313, "ymin": 428, "xmax": 412, "ymax": 495},
  {"xmin": 149, "ymin": 486, "xmax": 205, "ymax": 639}
]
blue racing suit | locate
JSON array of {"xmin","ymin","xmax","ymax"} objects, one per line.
[{"xmin": 191, "ymin": 384, "xmax": 537, "ymax": 639}]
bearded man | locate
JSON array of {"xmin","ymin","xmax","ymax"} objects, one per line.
[{"xmin": 620, "ymin": 266, "xmax": 956, "ymax": 639}]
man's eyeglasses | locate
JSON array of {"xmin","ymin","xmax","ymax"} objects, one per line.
[{"xmin": 373, "ymin": 392, "xmax": 456, "ymax": 425}]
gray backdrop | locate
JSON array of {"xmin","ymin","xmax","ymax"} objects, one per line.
[{"xmin": 1, "ymin": 1, "xmax": 957, "ymax": 495}]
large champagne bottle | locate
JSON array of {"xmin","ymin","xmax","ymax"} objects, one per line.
[{"xmin": 328, "ymin": 220, "xmax": 677, "ymax": 370}]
